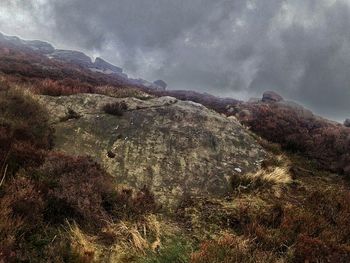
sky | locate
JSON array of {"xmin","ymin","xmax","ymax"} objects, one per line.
[{"xmin": 0, "ymin": 0, "xmax": 350, "ymax": 121}]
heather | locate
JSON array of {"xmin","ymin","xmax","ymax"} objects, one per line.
[
  {"xmin": 0, "ymin": 37, "xmax": 350, "ymax": 262},
  {"xmin": 0, "ymin": 86, "xmax": 157, "ymax": 262},
  {"xmin": 235, "ymin": 101, "xmax": 350, "ymax": 177}
]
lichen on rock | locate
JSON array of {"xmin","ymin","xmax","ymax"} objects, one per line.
[{"xmin": 40, "ymin": 93, "xmax": 267, "ymax": 208}]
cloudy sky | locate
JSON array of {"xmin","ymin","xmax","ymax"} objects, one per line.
[{"xmin": 0, "ymin": 0, "xmax": 350, "ymax": 121}]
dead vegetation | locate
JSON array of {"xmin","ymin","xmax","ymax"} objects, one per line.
[{"xmin": 65, "ymin": 214, "xmax": 175, "ymax": 263}]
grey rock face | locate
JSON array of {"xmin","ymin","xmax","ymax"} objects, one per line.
[
  {"xmin": 26, "ymin": 40, "xmax": 55, "ymax": 54},
  {"xmin": 0, "ymin": 33, "xmax": 54, "ymax": 54},
  {"xmin": 51, "ymin": 50, "xmax": 92, "ymax": 66},
  {"xmin": 93, "ymin": 57, "xmax": 123, "ymax": 74},
  {"xmin": 40, "ymin": 94, "xmax": 267, "ymax": 208},
  {"xmin": 262, "ymin": 91, "xmax": 284, "ymax": 102},
  {"xmin": 153, "ymin": 80, "xmax": 167, "ymax": 90}
]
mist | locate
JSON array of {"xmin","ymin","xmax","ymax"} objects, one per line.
[{"xmin": 1, "ymin": 0, "xmax": 350, "ymax": 121}]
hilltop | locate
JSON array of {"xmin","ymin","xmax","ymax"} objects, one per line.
[{"xmin": 0, "ymin": 34, "xmax": 350, "ymax": 262}]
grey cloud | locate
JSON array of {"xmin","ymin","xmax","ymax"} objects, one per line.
[{"xmin": 1, "ymin": 0, "xmax": 350, "ymax": 121}]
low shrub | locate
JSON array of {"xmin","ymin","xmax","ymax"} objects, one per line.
[
  {"xmin": 231, "ymin": 188, "xmax": 350, "ymax": 262},
  {"xmin": 59, "ymin": 108, "xmax": 81, "ymax": 122},
  {"xmin": 237, "ymin": 102, "xmax": 350, "ymax": 177},
  {"xmin": 294, "ymin": 235, "xmax": 349, "ymax": 263},
  {"xmin": 37, "ymin": 154, "xmax": 116, "ymax": 226},
  {"xmin": 0, "ymin": 87, "xmax": 52, "ymax": 174},
  {"xmin": 103, "ymin": 186, "xmax": 157, "ymax": 220},
  {"xmin": 0, "ymin": 176, "xmax": 44, "ymax": 261},
  {"xmin": 102, "ymin": 101, "xmax": 128, "ymax": 116},
  {"xmin": 191, "ymin": 233, "xmax": 277, "ymax": 263},
  {"xmin": 0, "ymin": 152, "xmax": 159, "ymax": 262},
  {"xmin": 32, "ymin": 78, "xmax": 95, "ymax": 96}
]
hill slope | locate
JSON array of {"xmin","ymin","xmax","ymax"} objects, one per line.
[{"xmin": 0, "ymin": 34, "xmax": 350, "ymax": 262}]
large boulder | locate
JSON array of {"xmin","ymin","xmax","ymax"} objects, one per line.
[
  {"xmin": 262, "ymin": 91, "xmax": 284, "ymax": 102},
  {"xmin": 39, "ymin": 94, "xmax": 267, "ymax": 208}
]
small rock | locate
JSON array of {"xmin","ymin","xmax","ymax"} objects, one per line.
[
  {"xmin": 262, "ymin": 91, "xmax": 284, "ymax": 102},
  {"xmin": 226, "ymin": 107, "xmax": 235, "ymax": 114},
  {"xmin": 237, "ymin": 109, "xmax": 252, "ymax": 122},
  {"xmin": 344, "ymin": 119, "xmax": 350, "ymax": 127}
]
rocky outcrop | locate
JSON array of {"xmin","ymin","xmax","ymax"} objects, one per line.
[
  {"xmin": 129, "ymin": 78, "xmax": 166, "ymax": 90},
  {"xmin": 50, "ymin": 50, "xmax": 92, "ymax": 67},
  {"xmin": 0, "ymin": 32, "xmax": 54, "ymax": 54},
  {"xmin": 25, "ymin": 40, "xmax": 55, "ymax": 54},
  {"xmin": 262, "ymin": 91, "xmax": 284, "ymax": 102},
  {"xmin": 40, "ymin": 94, "xmax": 267, "ymax": 208},
  {"xmin": 146, "ymin": 89, "xmax": 240, "ymax": 113},
  {"xmin": 0, "ymin": 32, "xmax": 170, "ymax": 89},
  {"xmin": 153, "ymin": 80, "xmax": 167, "ymax": 90},
  {"xmin": 92, "ymin": 57, "xmax": 123, "ymax": 74}
]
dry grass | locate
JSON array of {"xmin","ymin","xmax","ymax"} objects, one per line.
[
  {"xmin": 181, "ymin": 152, "xmax": 350, "ymax": 263},
  {"xmin": 231, "ymin": 154, "xmax": 292, "ymax": 195},
  {"xmin": 67, "ymin": 221, "xmax": 101, "ymax": 262},
  {"xmin": 0, "ymin": 164, "xmax": 8, "ymax": 187},
  {"xmin": 102, "ymin": 215, "xmax": 162, "ymax": 252},
  {"xmin": 246, "ymin": 166, "xmax": 292, "ymax": 185},
  {"xmin": 64, "ymin": 215, "xmax": 166, "ymax": 263}
]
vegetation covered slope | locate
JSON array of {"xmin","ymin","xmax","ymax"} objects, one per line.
[
  {"xmin": 1, "ymin": 80, "xmax": 350, "ymax": 263},
  {"xmin": 0, "ymin": 35, "xmax": 350, "ymax": 262},
  {"xmin": 232, "ymin": 100, "xmax": 350, "ymax": 177},
  {"xmin": 0, "ymin": 84, "xmax": 158, "ymax": 262}
]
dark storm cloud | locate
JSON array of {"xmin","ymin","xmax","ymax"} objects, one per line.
[{"xmin": 1, "ymin": 0, "xmax": 350, "ymax": 121}]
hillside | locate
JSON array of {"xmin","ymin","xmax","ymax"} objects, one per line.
[{"xmin": 0, "ymin": 34, "xmax": 350, "ymax": 263}]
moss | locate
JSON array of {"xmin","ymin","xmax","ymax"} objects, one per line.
[{"xmin": 138, "ymin": 237, "xmax": 194, "ymax": 263}]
